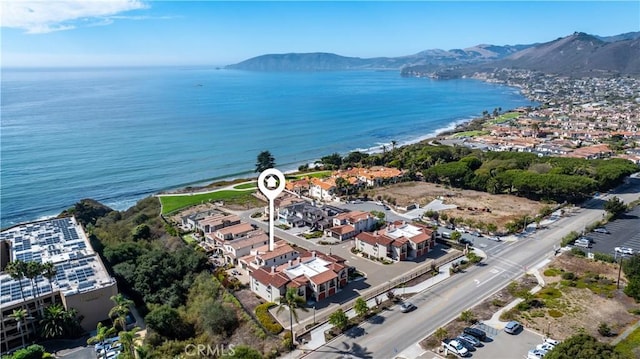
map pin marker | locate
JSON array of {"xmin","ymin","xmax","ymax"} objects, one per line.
[{"xmin": 258, "ymin": 168, "xmax": 286, "ymax": 251}]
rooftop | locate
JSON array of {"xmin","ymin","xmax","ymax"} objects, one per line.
[{"xmin": 0, "ymin": 217, "xmax": 115, "ymax": 307}]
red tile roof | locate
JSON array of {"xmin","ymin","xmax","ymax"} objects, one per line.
[{"xmin": 251, "ymin": 267, "xmax": 290, "ymax": 289}]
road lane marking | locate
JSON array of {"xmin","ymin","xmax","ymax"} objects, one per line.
[{"xmin": 477, "ymin": 268, "xmax": 506, "ymax": 287}]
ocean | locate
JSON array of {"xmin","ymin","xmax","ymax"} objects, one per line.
[{"xmin": 0, "ymin": 67, "xmax": 534, "ymax": 228}]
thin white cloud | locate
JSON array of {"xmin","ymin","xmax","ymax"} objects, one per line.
[{"xmin": 1, "ymin": 0, "xmax": 149, "ymax": 34}]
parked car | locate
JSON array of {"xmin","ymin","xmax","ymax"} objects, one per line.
[
  {"xmin": 462, "ymin": 327, "xmax": 487, "ymax": 341},
  {"xmin": 455, "ymin": 337, "xmax": 476, "ymax": 352},
  {"xmin": 487, "ymin": 236, "xmax": 501, "ymax": 242},
  {"xmin": 441, "ymin": 231, "xmax": 452, "ymax": 239},
  {"xmin": 458, "ymin": 333, "xmax": 482, "ymax": 347},
  {"xmin": 504, "ymin": 321, "xmax": 522, "ymax": 334},
  {"xmin": 459, "ymin": 237, "xmax": 473, "ymax": 246},
  {"xmin": 441, "ymin": 339, "xmax": 469, "ymax": 357},
  {"xmin": 543, "ymin": 338, "xmax": 560, "ymax": 346},
  {"xmin": 527, "ymin": 349, "xmax": 547, "ymax": 359},
  {"xmin": 615, "ymin": 247, "xmax": 634, "ymax": 255},
  {"xmin": 593, "ymin": 227, "xmax": 610, "ymax": 234},
  {"xmin": 399, "ymin": 302, "xmax": 416, "ymax": 313},
  {"xmin": 574, "ymin": 238, "xmax": 590, "ymax": 248},
  {"xmin": 536, "ymin": 343, "xmax": 555, "ymax": 351}
]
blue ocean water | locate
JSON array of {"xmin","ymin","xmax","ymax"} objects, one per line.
[{"xmin": 1, "ymin": 67, "xmax": 534, "ymax": 227}]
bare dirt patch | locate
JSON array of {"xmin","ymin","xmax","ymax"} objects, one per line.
[
  {"xmin": 369, "ymin": 181, "xmax": 546, "ymax": 231},
  {"xmin": 518, "ymin": 254, "xmax": 639, "ymax": 343}
]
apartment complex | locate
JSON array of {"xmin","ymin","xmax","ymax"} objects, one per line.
[{"xmin": 0, "ymin": 217, "xmax": 117, "ymax": 352}]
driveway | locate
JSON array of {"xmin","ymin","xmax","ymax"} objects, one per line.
[{"xmin": 469, "ymin": 324, "xmax": 545, "ymax": 359}]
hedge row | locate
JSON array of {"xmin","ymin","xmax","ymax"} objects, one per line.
[{"xmin": 255, "ymin": 302, "xmax": 284, "ymax": 334}]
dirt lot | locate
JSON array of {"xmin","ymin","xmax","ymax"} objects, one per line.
[
  {"xmin": 369, "ymin": 181, "xmax": 547, "ymax": 231},
  {"xmin": 523, "ymin": 254, "xmax": 640, "ymax": 343}
]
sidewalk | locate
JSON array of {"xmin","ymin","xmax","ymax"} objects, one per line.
[{"xmin": 295, "ymin": 258, "xmax": 462, "ymax": 357}]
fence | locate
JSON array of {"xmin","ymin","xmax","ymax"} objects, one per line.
[{"xmin": 296, "ymin": 250, "xmax": 464, "ymax": 338}]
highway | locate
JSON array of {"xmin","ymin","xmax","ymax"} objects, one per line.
[{"xmin": 303, "ymin": 176, "xmax": 640, "ymax": 359}]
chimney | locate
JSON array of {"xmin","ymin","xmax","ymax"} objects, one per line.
[
  {"xmin": 288, "ymin": 259, "xmax": 292, "ymax": 267},
  {"xmin": 312, "ymin": 251, "xmax": 316, "ymax": 258},
  {"xmin": 271, "ymin": 266, "xmax": 275, "ymax": 274}
]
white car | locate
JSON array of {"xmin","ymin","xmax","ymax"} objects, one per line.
[
  {"xmin": 527, "ymin": 349, "xmax": 546, "ymax": 359},
  {"xmin": 543, "ymin": 338, "xmax": 560, "ymax": 346},
  {"xmin": 536, "ymin": 343, "xmax": 555, "ymax": 351},
  {"xmin": 615, "ymin": 247, "xmax": 634, "ymax": 255}
]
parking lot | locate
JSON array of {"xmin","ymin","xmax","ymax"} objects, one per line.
[
  {"xmin": 467, "ymin": 323, "xmax": 545, "ymax": 359},
  {"xmin": 584, "ymin": 205, "xmax": 640, "ymax": 257}
]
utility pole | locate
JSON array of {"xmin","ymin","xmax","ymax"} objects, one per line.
[{"xmin": 618, "ymin": 255, "xmax": 624, "ymax": 289}]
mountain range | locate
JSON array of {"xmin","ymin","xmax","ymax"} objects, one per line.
[{"xmin": 226, "ymin": 32, "xmax": 640, "ymax": 76}]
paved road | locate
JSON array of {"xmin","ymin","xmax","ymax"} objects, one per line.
[{"xmin": 303, "ymin": 175, "xmax": 640, "ymax": 359}]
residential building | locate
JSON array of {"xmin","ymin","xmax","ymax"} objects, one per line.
[
  {"xmin": 195, "ymin": 213, "xmax": 241, "ymax": 234},
  {"xmin": 0, "ymin": 217, "xmax": 118, "ymax": 352},
  {"xmin": 240, "ymin": 240, "xmax": 300, "ymax": 271},
  {"xmin": 210, "ymin": 222, "xmax": 256, "ymax": 245},
  {"xmin": 326, "ymin": 211, "xmax": 378, "ymax": 240},
  {"xmin": 221, "ymin": 232, "xmax": 269, "ymax": 265},
  {"xmin": 355, "ymin": 222, "xmax": 435, "ymax": 262},
  {"xmin": 250, "ymin": 250, "xmax": 349, "ymax": 303}
]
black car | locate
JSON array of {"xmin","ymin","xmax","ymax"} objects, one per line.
[
  {"xmin": 456, "ymin": 337, "xmax": 477, "ymax": 352},
  {"xmin": 463, "ymin": 327, "xmax": 487, "ymax": 341},
  {"xmin": 459, "ymin": 237, "xmax": 473, "ymax": 246}
]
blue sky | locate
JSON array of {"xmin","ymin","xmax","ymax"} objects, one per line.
[{"xmin": 1, "ymin": 1, "xmax": 639, "ymax": 67}]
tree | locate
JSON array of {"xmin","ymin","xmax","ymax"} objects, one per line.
[
  {"xmin": 42, "ymin": 262, "xmax": 57, "ymax": 305},
  {"xmin": 450, "ymin": 231, "xmax": 462, "ymax": 242},
  {"xmin": 597, "ymin": 322, "xmax": 612, "ymax": 337},
  {"xmin": 10, "ymin": 308, "xmax": 28, "ymax": 348},
  {"xmin": 459, "ymin": 310, "xmax": 476, "ymax": 324},
  {"xmin": 328, "ymin": 309, "xmax": 349, "ymax": 332},
  {"xmin": 255, "ymin": 150, "xmax": 276, "ymax": 173},
  {"xmin": 276, "ymin": 288, "xmax": 307, "ymax": 348},
  {"xmin": 544, "ymin": 334, "xmax": 623, "ymax": 359},
  {"xmin": 604, "ymin": 196, "xmax": 626, "ymax": 217},
  {"xmin": 118, "ymin": 326, "xmax": 141, "ymax": 359},
  {"xmin": 5, "ymin": 261, "xmax": 28, "ymax": 301},
  {"xmin": 40, "ymin": 304, "xmax": 72, "ymax": 339},
  {"xmin": 87, "ymin": 322, "xmax": 116, "ymax": 346},
  {"xmin": 109, "ymin": 293, "xmax": 134, "ymax": 330},
  {"xmin": 200, "ymin": 301, "xmax": 238, "ymax": 337},
  {"xmin": 354, "ymin": 298, "xmax": 369, "ymax": 318},
  {"xmin": 145, "ymin": 305, "xmax": 191, "ymax": 340},
  {"xmin": 131, "ymin": 224, "xmax": 151, "ymax": 241},
  {"xmin": 434, "ymin": 327, "xmax": 448, "ymax": 342},
  {"xmin": 24, "ymin": 261, "xmax": 45, "ymax": 315}
]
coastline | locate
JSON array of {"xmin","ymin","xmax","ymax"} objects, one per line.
[{"xmin": 1, "ymin": 71, "xmax": 534, "ymax": 228}]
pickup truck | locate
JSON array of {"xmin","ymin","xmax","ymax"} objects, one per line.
[{"xmin": 442, "ymin": 339, "xmax": 469, "ymax": 357}]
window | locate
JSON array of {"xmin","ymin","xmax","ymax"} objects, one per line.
[
  {"xmin": 319, "ymin": 284, "xmax": 325, "ymax": 292},
  {"xmin": 329, "ymin": 280, "xmax": 335, "ymax": 288}
]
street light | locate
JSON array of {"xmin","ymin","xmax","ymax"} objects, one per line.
[
  {"xmin": 313, "ymin": 306, "xmax": 316, "ymax": 325},
  {"xmin": 547, "ymin": 321, "xmax": 551, "ymax": 337}
]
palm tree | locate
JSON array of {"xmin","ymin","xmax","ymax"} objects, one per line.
[
  {"xmin": 42, "ymin": 262, "xmax": 57, "ymax": 305},
  {"xmin": 87, "ymin": 322, "xmax": 116, "ymax": 347},
  {"xmin": 5, "ymin": 261, "xmax": 28, "ymax": 301},
  {"xmin": 40, "ymin": 304, "xmax": 67, "ymax": 338},
  {"xmin": 25, "ymin": 261, "xmax": 45, "ymax": 315},
  {"xmin": 391, "ymin": 140, "xmax": 397, "ymax": 152},
  {"xmin": 276, "ymin": 288, "xmax": 308, "ymax": 349},
  {"xmin": 118, "ymin": 326, "xmax": 141, "ymax": 358},
  {"xmin": 109, "ymin": 293, "xmax": 134, "ymax": 330},
  {"xmin": 9, "ymin": 308, "xmax": 28, "ymax": 348}
]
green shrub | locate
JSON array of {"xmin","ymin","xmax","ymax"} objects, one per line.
[
  {"xmin": 491, "ymin": 299, "xmax": 505, "ymax": 307},
  {"xmin": 594, "ymin": 252, "xmax": 616, "ymax": 263},
  {"xmin": 628, "ymin": 308, "xmax": 640, "ymax": 315},
  {"xmin": 255, "ymin": 303, "xmax": 283, "ymax": 334},
  {"xmin": 544, "ymin": 268, "xmax": 562, "ymax": 276},
  {"xmin": 562, "ymin": 272, "xmax": 577, "ymax": 280},
  {"xmin": 570, "ymin": 248, "xmax": 586, "ymax": 257},
  {"xmin": 560, "ymin": 231, "xmax": 580, "ymax": 247},
  {"xmin": 548, "ymin": 309, "xmax": 564, "ymax": 318},
  {"xmin": 598, "ymin": 322, "xmax": 612, "ymax": 337}
]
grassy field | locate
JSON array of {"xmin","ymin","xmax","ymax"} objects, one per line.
[
  {"xmin": 159, "ymin": 190, "xmax": 258, "ymax": 214},
  {"xmin": 286, "ymin": 170, "xmax": 331, "ymax": 180},
  {"xmin": 452, "ymin": 130, "xmax": 489, "ymax": 138},
  {"xmin": 615, "ymin": 326, "xmax": 640, "ymax": 357},
  {"xmin": 487, "ymin": 112, "xmax": 520, "ymax": 125},
  {"xmin": 233, "ymin": 182, "xmax": 257, "ymax": 189}
]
